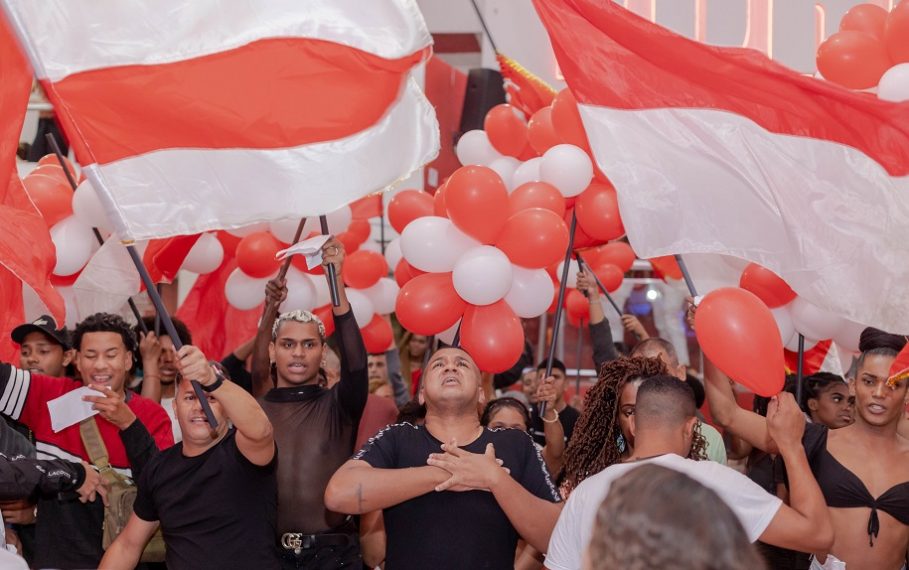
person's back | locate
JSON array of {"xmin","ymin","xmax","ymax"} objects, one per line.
[{"xmin": 585, "ymin": 464, "xmax": 766, "ymax": 570}]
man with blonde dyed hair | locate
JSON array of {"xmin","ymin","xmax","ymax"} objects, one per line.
[{"xmin": 256, "ymin": 238, "xmax": 369, "ymax": 569}]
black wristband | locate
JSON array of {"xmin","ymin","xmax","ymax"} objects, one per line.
[{"xmin": 201, "ymin": 361, "xmax": 227, "ymax": 392}]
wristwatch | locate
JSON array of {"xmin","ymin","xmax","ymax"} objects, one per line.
[{"xmin": 201, "ymin": 361, "xmax": 227, "ymax": 392}]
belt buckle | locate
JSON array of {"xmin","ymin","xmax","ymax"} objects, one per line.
[{"xmin": 281, "ymin": 533, "xmax": 304, "ymax": 555}]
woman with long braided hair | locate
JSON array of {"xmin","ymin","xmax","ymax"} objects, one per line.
[{"xmin": 559, "ymin": 356, "xmax": 708, "ymax": 497}]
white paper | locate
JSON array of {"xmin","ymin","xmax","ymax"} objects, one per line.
[
  {"xmin": 47, "ymin": 386, "xmax": 99, "ymax": 432},
  {"xmin": 275, "ymin": 234, "xmax": 331, "ymax": 270}
]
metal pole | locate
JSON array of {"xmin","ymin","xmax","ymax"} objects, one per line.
[
  {"xmin": 379, "ymin": 194, "xmax": 386, "ymax": 256},
  {"xmin": 44, "ymin": 133, "xmax": 148, "ymax": 333},
  {"xmin": 575, "ymin": 318, "xmax": 584, "ymax": 397},
  {"xmin": 674, "ymin": 254, "xmax": 699, "ymax": 298},
  {"xmin": 319, "ymin": 216, "xmax": 341, "ymax": 307},
  {"xmin": 796, "ymin": 334, "xmax": 806, "ymax": 406},
  {"xmin": 539, "ymin": 212, "xmax": 578, "ymax": 419},
  {"xmin": 575, "ymin": 252, "xmax": 623, "ymax": 317},
  {"xmin": 469, "ymin": 0, "xmax": 499, "ymax": 53}
]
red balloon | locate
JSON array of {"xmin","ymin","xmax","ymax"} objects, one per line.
[
  {"xmin": 567, "ymin": 209, "xmax": 600, "ymax": 249},
  {"xmin": 840, "ymin": 3, "xmax": 888, "ymax": 38},
  {"xmin": 395, "ymin": 272, "xmax": 466, "ymax": 336},
  {"xmin": 508, "ymin": 182, "xmax": 566, "ymax": 217},
  {"xmin": 591, "ymin": 242, "xmax": 635, "ymax": 273},
  {"xmin": 575, "ymin": 181, "xmax": 625, "ymax": 241},
  {"xmin": 649, "ymin": 256, "xmax": 683, "ymax": 281},
  {"xmin": 37, "ymin": 154, "xmax": 75, "ymax": 174},
  {"xmin": 343, "ymin": 250, "xmax": 388, "ymax": 289},
  {"xmin": 496, "ymin": 208, "xmax": 569, "ymax": 269},
  {"xmin": 361, "ymin": 314, "xmax": 393, "ymax": 353},
  {"xmin": 816, "ymin": 31, "xmax": 893, "ymax": 90},
  {"xmin": 216, "ymin": 231, "xmax": 242, "ymax": 258},
  {"xmin": 445, "ymin": 166, "xmax": 509, "ymax": 244},
  {"xmin": 23, "ymin": 174, "xmax": 73, "ymax": 227},
  {"xmin": 527, "ymin": 107, "xmax": 561, "ymax": 155},
  {"xmin": 292, "ymin": 236, "xmax": 327, "ymax": 275},
  {"xmin": 433, "ymin": 183, "xmax": 448, "ymax": 217},
  {"xmin": 565, "ymin": 288, "xmax": 589, "ymax": 322},
  {"xmin": 886, "ymin": 1, "xmax": 909, "ymax": 64},
  {"xmin": 347, "ymin": 219, "xmax": 372, "ymax": 244},
  {"xmin": 694, "ymin": 287, "xmax": 785, "ymax": 397},
  {"xmin": 335, "ymin": 232, "xmax": 360, "ymax": 255},
  {"xmin": 551, "ymin": 89, "xmax": 590, "ymax": 151},
  {"xmin": 460, "ymin": 300, "xmax": 525, "ymax": 373},
  {"xmin": 388, "ymin": 189, "xmax": 434, "ymax": 234},
  {"xmin": 31, "ymin": 164, "xmax": 74, "ymax": 184},
  {"xmin": 393, "ymin": 259, "xmax": 425, "ymax": 287},
  {"xmin": 313, "ymin": 305, "xmax": 336, "ymax": 337},
  {"xmin": 739, "ymin": 263, "xmax": 796, "ymax": 308},
  {"xmin": 235, "ymin": 232, "xmax": 282, "ymax": 278},
  {"xmin": 594, "ymin": 263, "xmax": 624, "ymax": 293},
  {"xmin": 484, "ymin": 104, "xmax": 529, "ymax": 157}
]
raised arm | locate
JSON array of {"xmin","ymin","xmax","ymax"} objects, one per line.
[
  {"xmin": 323, "ymin": 239, "xmax": 368, "ymax": 421},
  {"xmin": 177, "ymin": 346, "xmax": 275, "ymax": 466},
  {"xmin": 324, "ymin": 459, "xmax": 446, "ymax": 514},
  {"xmin": 703, "ymin": 357, "xmax": 777, "ymax": 453},
  {"xmin": 138, "ymin": 332, "xmax": 163, "ymax": 403},
  {"xmin": 577, "ymin": 270, "xmax": 619, "ymax": 368},
  {"xmin": 251, "ymin": 277, "xmax": 287, "ymax": 397},
  {"xmin": 536, "ymin": 377, "xmax": 566, "ymax": 476},
  {"xmin": 757, "ymin": 394, "xmax": 834, "ymax": 553},
  {"xmin": 385, "ymin": 346, "xmax": 409, "ymax": 408}
]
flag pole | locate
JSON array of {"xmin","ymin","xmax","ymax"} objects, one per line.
[
  {"xmin": 540, "ymin": 212, "xmax": 578, "ymax": 419},
  {"xmin": 575, "ymin": 251, "xmax": 623, "ymax": 317},
  {"xmin": 379, "ymin": 193, "xmax": 386, "ymax": 256},
  {"xmin": 674, "ymin": 254, "xmax": 699, "ymax": 298},
  {"xmin": 469, "ymin": 0, "xmax": 499, "ymax": 53},
  {"xmin": 795, "ymin": 334, "xmax": 806, "ymax": 406},
  {"xmin": 574, "ymin": 318, "xmax": 584, "ymax": 397},
  {"xmin": 44, "ymin": 134, "xmax": 148, "ymax": 334},
  {"xmin": 276, "ymin": 219, "xmax": 307, "ymax": 281},
  {"xmin": 319, "ymin": 215, "xmax": 341, "ymax": 307}
]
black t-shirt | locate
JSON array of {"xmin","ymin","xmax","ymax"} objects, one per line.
[
  {"xmin": 529, "ymin": 404, "xmax": 581, "ymax": 446},
  {"xmin": 220, "ymin": 353, "xmax": 252, "ymax": 394},
  {"xmin": 354, "ymin": 424, "xmax": 560, "ymax": 570},
  {"xmin": 134, "ymin": 429, "xmax": 279, "ymax": 570}
]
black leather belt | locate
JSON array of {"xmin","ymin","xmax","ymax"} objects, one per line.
[{"xmin": 279, "ymin": 532, "xmax": 356, "ymax": 554}]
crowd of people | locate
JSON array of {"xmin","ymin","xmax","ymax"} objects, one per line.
[{"xmin": 1, "ymin": 240, "xmax": 908, "ymax": 570}]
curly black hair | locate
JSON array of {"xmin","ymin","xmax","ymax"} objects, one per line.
[{"xmin": 74, "ymin": 313, "xmax": 138, "ymax": 354}]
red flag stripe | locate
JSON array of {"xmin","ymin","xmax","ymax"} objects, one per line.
[
  {"xmin": 48, "ymin": 38, "xmax": 425, "ymax": 166},
  {"xmin": 534, "ymin": 0, "xmax": 909, "ymax": 177}
]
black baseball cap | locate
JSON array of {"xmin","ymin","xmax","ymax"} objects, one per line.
[{"xmin": 11, "ymin": 315, "xmax": 69, "ymax": 349}]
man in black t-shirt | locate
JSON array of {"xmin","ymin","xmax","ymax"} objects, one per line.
[
  {"xmin": 326, "ymin": 347, "xmax": 562, "ymax": 570},
  {"xmin": 529, "ymin": 358, "xmax": 581, "ymax": 446},
  {"xmin": 99, "ymin": 344, "xmax": 278, "ymax": 570}
]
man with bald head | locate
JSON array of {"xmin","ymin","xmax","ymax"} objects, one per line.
[
  {"xmin": 326, "ymin": 347, "xmax": 562, "ymax": 570},
  {"xmin": 630, "ymin": 338, "xmax": 727, "ymax": 464}
]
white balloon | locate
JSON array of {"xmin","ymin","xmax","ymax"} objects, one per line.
[
  {"xmin": 51, "ymin": 216, "xmax": 95, "ymax": 276},
  {"xmin": 437, "ymin": 319, "xmax": 461, "ymax": 345},
  {"xmin": 540, "ymin": 144, "xmax": 593, "ymax": 197},
  {"xmin": 785, "ymin": 333, "xmax": 818, "ymax": 352},
  {"xmin": 182, "ymin": 233, "xmax": 224, "ymax": 274},
  {"xmin": 512, "ymin": 157, "xmax": 542, "ymax": 189},
  {"xmin": 301, "ymin": 205, "xmax": 352, "ymax": 235},
  {"xmin": 556, "ymin": 259, "xmax": 581, "ymax": 289},
  {"xmin": 771, "ymin": 306, "xmax": 796, "ymax": 348},
  {"xmin": 505, "ymin": 266, "xmax": 555, "ymax": 318},
  {"xmin": 362, "ymin": 277, "xmax": 399, "ymax": 315},
  {"xmin": 455, "ymin": 130, "xmax": 502, "ymax": 167},
  {"xmin": 789, "ymin": 297, "xmax": 843, "ymax": 341},
  {"xmin": 879, "ymin": 63, "xmax": 909, "ymax": 103},
  {"xmin": 346, "ymin": 289, "xmax": 375, "ymax": 327},
  {"xmin": 226, "ymin": 222, "xmax": 269, "ymax": 238},
  {"xmin": 489, "ymin": 157, "xmax": 521, "ymax": 192},
  {"xmin": 224, "ymin": 268, "xmax": 270, "ymax": 310},
  {"xmin": 831, "ymin": 319, "xmax": 866, "ymax": 353},
  {"xmin": 384, "ymin": 238, "xmax": 403, "ymax": 271},
  {"xmin": 269, "ymin": 218, "xmax": 302, "ymax": 244},
  {"xmin": 72, "ymin": 180, "xmax": 111, "ymax": 232},
  {"xmin": 280, "ymin": 268, "xmax": 317, "ymax": 312},
  {"xmin": 311, "ymin": 274, "xmax": 331, "ymax": 307},
  {"xmin": 453, "ymin": 246, "xmax": 514, "ymax": 305},
  {"xmin": 400, "ymin": 216, "xmax": 479, "ymax": 273}
]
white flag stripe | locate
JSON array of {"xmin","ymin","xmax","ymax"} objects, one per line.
[
  {"xmin": 85, "ymin": 78, "xmax": 438, "ymax": 241},
  {"xmin": 5, "ymin": 0, "xmax": 431, "ymax": 81},
  {"xmin": 579, "ymin": 104, "xmax": 909, "ymax": 333}
]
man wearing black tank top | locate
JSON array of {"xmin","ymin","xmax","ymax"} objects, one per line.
[
  {"xmin": 254, "ymin": 238, "xmax": 369, "ymax": 569},
  {"xmin": 706, "ymin": 325, "xmax": 909, "ymax": 570}
]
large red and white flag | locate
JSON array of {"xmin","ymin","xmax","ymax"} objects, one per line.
[
  {"xmin": 0, "ymin": 0, "xmax": 438, "ymax": 241},
  {"xmin": 535, "ymin": 0, "xmax": 909, "ymax": 333}
]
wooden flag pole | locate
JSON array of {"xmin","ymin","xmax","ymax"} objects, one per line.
[{"xmin": 44, "ymin": 134, "xmax": 148, "ymax": 334}]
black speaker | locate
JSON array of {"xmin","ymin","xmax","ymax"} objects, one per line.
[{"xmin": 458, "ymin": 67, "xmax": 506, "ymax": 136}]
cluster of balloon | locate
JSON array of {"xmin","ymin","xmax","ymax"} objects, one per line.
[
  {"xmin": 388, "ymin": 92, "xmax": 632, "ymax": 373},
  {"xmin": 223, "ymin": 204, "xmax": 394, "ymax": 352},
  {"xmin": 694, "ymin": 263, "xmax": 867, "ymax": 398},
  {"xmin": 816, "ymin": 2, "xmax": 909, "ymax": 102}
]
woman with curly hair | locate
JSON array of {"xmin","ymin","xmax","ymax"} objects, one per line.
[
  {"xmin": 559, "ymin": 356, "xmax": 708, "ymax": 496},
  {"xmin": 585, "ymin": 464, "xmax": 767, "ymax": 570}
]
